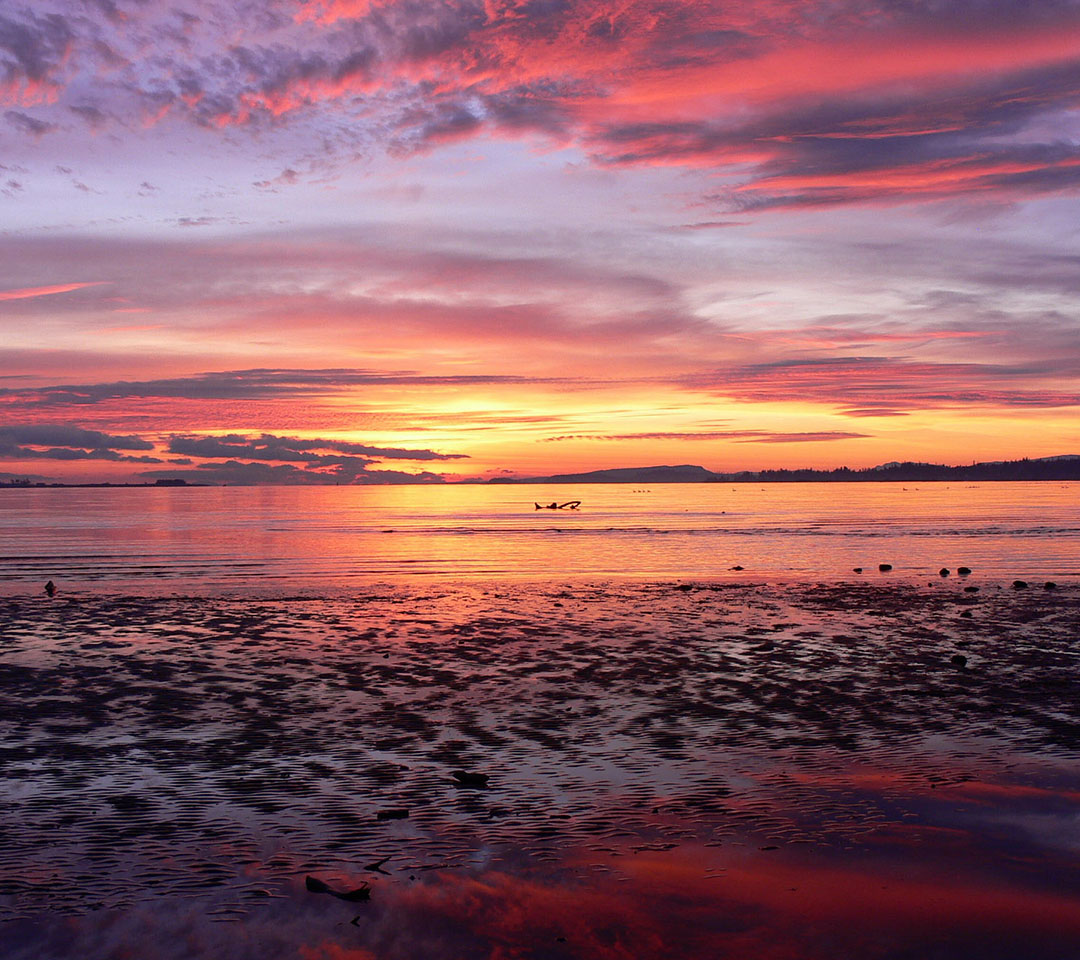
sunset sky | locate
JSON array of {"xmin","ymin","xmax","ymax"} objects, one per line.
[{"xmin": 2, "ymin": 0, "xmax": 1079, "ymax": 483}]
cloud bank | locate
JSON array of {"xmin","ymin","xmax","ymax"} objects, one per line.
[
  {"xmin": 2, "ymin": 1, "xmax": 1079, "ymax": 210},
  {"xmin": 0, "ymin": 422, "xmax": 469, "ymax": 483}
]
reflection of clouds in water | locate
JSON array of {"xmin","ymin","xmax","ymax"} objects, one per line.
[{"xmin": 8, "ymin": 843, "xmax": 1080, "ymax": 960}]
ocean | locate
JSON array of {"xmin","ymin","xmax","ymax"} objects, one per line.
[
  {"xmin": 1, "ymin": 481, "xmax": 1077, "ymax": 593},
  {"xmin": 3, "ymin": 482, "xmax": 1079, "ymax": 958}
]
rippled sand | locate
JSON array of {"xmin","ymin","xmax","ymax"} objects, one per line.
[{"xmin": 2, "ymin": 580, "xmax": 1079, "ymax": 959}]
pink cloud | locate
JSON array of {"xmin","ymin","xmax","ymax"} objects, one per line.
[
  {"xmin": 684, "ymin": 357, "xmax": 1080, "ymax": 414},
  {"xmin": 4, "ymin": 2, "xmax": 1078, "ymax": 209},
  {"xmin": 0, "ymin": 281, "xmax": 108, "ymax": 301}
]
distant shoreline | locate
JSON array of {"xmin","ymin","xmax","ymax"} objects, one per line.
[
  {"xmin": 2, "ymin": 477, "xmax": 1078, "ymax": 489},
  {"xmin": 489, "ymin": 455, "xmax": 1080, "ymax": 485},
  {"xmin": 3, "ymin": 454, "xmax": 1078, "ymax": 487},
  {"xmin": 0, "ymin": 482, "xmax": 212, "ymax": 489}
]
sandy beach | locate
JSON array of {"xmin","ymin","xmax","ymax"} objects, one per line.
[{"xmin": 2, "ymin": 579, "xmax": 1079, "ymax": 958}]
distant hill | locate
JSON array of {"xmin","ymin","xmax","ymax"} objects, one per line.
[
  {"xmin": 490, "ymin": 464, "xmax": 715, "ymax": 484},
  {"xmin": 490, "ymin": 455, "xmax": 1080, "ymax": 484}
]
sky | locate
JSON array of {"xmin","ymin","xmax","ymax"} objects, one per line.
[{"xmin": 1, "ymin": 0, "xmax": 1079, "ymax": 484}]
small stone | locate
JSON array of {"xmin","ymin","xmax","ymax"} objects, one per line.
[
  {"xmin": 960, "ymin": 610, "xmax": 973, "ymax": 618},
  {"xmin": 878, "ymin": 563, "xmax": 892, "ymax": 572},
  {"xmin": 853, "ymin": 567, "xmax": 863, "ymax": 573},
  {"xmin": 939, "ymin": 568, "xmax": 950, "ymax": 577},
  {"xmin": 957, "ymin": 567, "xmax": 972, "ymax": 576},
  {"xmin": 964, "ymin": 586, "xmax": 979, "ymax": 593},
  {"xmin": 108, "ymin": 794, "xmax": 151, "ymax": 812},
  {"xmin": 950, "ymin": 654, "xmax": 967, "ymax": 668},
  {"xmin": 730, "ymin": 565, "xmax": 744, "ymax": 571},
  {"xmin": 1044, "ymin": 581, "xmax": 1058, "ymax": 590},
  {"xmin": 1012, "ymin": 580, "xmax": 1028, "ymax": 590},
  {"xmin": 376, "ymin": 809, "xmax": 410, "ymax": 820}
]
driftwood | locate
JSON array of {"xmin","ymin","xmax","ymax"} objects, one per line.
[{"xmin": 534, "ymin": 501, "xmax": 581, "ymax": 510}]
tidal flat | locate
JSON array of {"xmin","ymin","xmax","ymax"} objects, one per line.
[{"xmin": 2, "ymin": 580, "xmax": 1079, "ymax": 959}]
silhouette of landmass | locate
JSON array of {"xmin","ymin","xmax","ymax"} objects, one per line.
[
  {"xmin": 503, "ymin": 464, "xmax": 717, "ymax": 484},
  {"xmin": 490, "ymin": 455, "xmax": 1080, "ymax": 484},
  {"xmin": 0, "ymin": 479, "xmax": 206, "ymax": 488},
  {"xmin": 4, "ymin": 456, "xmax": 1079, "ymax": 488}
]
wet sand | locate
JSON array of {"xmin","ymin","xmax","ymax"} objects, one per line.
[{"xmin": 2, "ymin": 579, "xmax": 1079, "ymax": 958}]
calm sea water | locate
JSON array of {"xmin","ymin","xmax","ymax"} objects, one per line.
[{"xmin": 1, "ymin": 481, "xmax": 1077, "ymax": 593}]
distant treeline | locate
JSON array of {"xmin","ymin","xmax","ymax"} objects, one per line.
[
  {"xmin": 492, "ymin": 456, "xmax": 1080, "ymax": 484},
  {"xmin": 711, "ymin": 457, "xmax": 1080, "ymax": 483}
]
